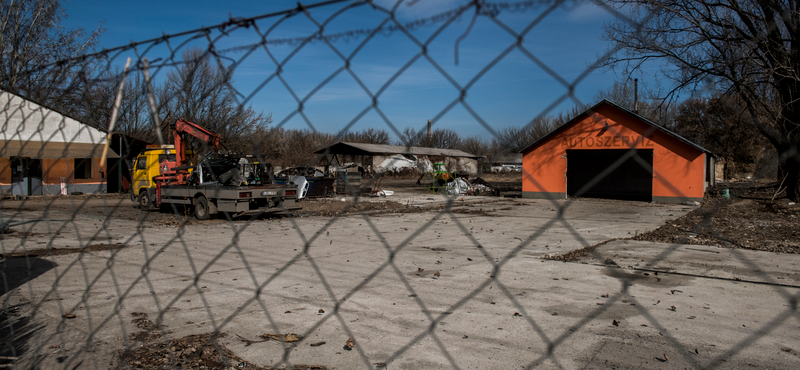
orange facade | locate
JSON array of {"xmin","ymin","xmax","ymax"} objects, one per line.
[
  {"xmin": 522, "ymin": 102, "xmax": 709, "ymax": 203},
  {"xmin": 41, "ymin": 158, "xmax": 106, "ymax": 185},
  {"xmin": 0, "ymin": 158, "xmax": 9, "ymax": 185},
  {"xmin": 0, "ymin": 157, "xmax": 107, "ymax": 194}
]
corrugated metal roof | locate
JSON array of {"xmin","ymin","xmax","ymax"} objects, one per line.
[
  {"xmin": 314, "ymin": 142, "xmax": 481, "ymax": 158},
  {"xmin": 519, "ymin": 100, "xmax": 714, "ymax": 156},
  {"xmin": 488, "ymin": 153, "xmax": 522, "ymax": 164}
]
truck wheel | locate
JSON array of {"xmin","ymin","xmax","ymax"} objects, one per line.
[
  {"xmin": 194, "ymin": 196, "xmax": 210, "ymax": 220},
  {"xmin": 139, "ymin": 189, "xmax": 151, "ymax": 210}
]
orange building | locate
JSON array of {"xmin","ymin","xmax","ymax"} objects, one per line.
[
  {"xmin": 1, "ymin": 90, "xmax": 118, "ymax": 196},
  {"xmin": 521, "ymin": 100, "xmax": 715, "ymax": 203}
]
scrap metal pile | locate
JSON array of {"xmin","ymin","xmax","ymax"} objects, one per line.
[{"xmin": 445, "ymin": 177, "xmax": 500, "ymax": 196}]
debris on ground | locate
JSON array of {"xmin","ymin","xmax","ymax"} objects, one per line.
[
  {"xmin": 443, "ymin": 177, "xmax": 500, "ymax": 196},
  {"xmin": 0, "ymin": 243, "xmax": 127, "ymax": 258},
  {"xmin": 120, "ymin": 332, "xmax": 255, "ymax": 369},
  {"xmin": 0, "ymin": 175, "xmax": 522, "ymax": 227},
  {"xmin": 129, "ymin": 312, "xmax": 165, "ymax": 342},
  {"xmin": 236, "ymin": 333, "xmax": 304, "ymax": 345},
  {"xmin": 344, "ymin": 337, "xmax": 355, "ymax": 351},
  {"xmin": 298, "ymin": 200, "xmax": 409, "ymax": 217},
  {"xmin": 120, "ymin": 331, "xmax": 328, "ymax": 370},
  {"xmin": 545, "ymin": 181, "xmax": 800, "ymax": 262},
  {"xmin": 467, "ymin": 177, "xmax": 501, "ymax": 196},
  {"xmin": 633, "ymin": 182, "xmax": 800, "ymax": 253},
  {"xmin": 541, "ymin": 239, "xmax": 617, "ymax": 262}
]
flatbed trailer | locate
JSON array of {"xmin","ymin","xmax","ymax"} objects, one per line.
[
  {"xmin": 155, "ymin": 184, "xmax": 300, "ymax": 220},
  {"xmin": 134, "ymin": 118, "xmax": 302, "ymax": 220}
]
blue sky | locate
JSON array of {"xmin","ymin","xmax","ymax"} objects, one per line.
[{"xmin": 61, "ymin": 0, "xmax": 637, "ymax": 141}]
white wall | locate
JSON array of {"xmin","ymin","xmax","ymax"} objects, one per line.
[{"xmin": 0, "ymin": 90, "xmax": 107, "ymax": 145}]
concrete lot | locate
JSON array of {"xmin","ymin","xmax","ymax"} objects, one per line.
[{"xmin": 1, "ymin": 195, "xmax": 798, "ymax": 369}]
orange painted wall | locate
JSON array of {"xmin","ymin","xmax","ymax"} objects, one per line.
[
  {"xmin": 522, "ymin": 104, "xmax": 706, "ymax": 200},
  {"xmin": 0, "ymin": 158, "xmax": 10, "ymax": 186},
  {"xmin": 0, "ymin": 157, "xmax": 106, "ymax": 186},
  {"xmin": 42, "ymin": 158, "xmax": 106, "ymax": 185}
]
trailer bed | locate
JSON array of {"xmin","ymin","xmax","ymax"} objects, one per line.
[{"xmin": 158, "ymin": 184, "xmax": 301, "ymax": 218}]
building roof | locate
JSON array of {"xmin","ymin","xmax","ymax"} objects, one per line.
[
  {"xmin": 488, "ymin": 153, "xmax": 522, "ymax": 164},
  {"xmin": 0, "ymin": 89, "xmax": 118, "ymax": 158},
  {"xmin": 520, "ymin": 100, "xmax": 714, "ymax": 156},
  {"xmin": 314, "ymin": 142, "xmax": 481, "ymax": 158}
]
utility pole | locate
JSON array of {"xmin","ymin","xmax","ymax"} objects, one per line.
[{"xmin": 427, "ymin": 119, "xmax": 432, "ymax": 147}]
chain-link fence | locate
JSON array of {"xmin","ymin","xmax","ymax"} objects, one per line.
[{"xmin": 1, "ymin": 1, "xmax": 798, "ymax": 369}]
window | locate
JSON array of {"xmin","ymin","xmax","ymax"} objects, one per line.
[
  {"xmin": 158, "ymin": 154, "xmax": 177, "ymax": 163},
  {"xmin": 74, "ymin": 158, "xmax": 93, "ymax": 179},
  {"xmin": 136, "ymin": 156, "xmax": 147, "ymax": 170}
]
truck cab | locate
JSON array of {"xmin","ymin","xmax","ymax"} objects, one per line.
[{"xmin": 131, "ymin": 145, "xmax": 195, "ymax": 208}]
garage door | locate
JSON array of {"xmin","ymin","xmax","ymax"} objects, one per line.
[{"xmin": 567, "ymin": 149, "xmax": 653, "ymax": 201}]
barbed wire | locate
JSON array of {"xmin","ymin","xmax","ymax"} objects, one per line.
[{"xmin": 21, "ymin": 1, "xmax": 586, "ymax": 78}]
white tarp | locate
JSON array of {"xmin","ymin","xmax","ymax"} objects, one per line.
[
  {"xmin": 375, "ymin": 155, "xmax": 417, "ymax": 174},
  {"xmin": 416, "ymin": 156, "xmax": 434, "ymax": 173},
  {"xmin": 490, "ymin": 164, "xmax": 522, "ymax": 172}
]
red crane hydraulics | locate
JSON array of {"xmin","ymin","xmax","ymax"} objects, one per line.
[{"xmin": 153, "ymin": 119, "xmax": 222, "ymax": 199}]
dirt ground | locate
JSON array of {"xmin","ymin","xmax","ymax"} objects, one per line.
[
  {"xmin": 3, "ymin": 175, "xmax": 796, "ymax": 266},
  {"xmin": 2, "ymin": 174, "xmax": 798, "ymax": 369},
  {"xmin": 120, "ymin": 312, "xmax": 329, "ymax": 370},
  {"xmin": 0, "ymin": 173, "xmax": 522, "ymax": 225},
  {"xmin": 547, "ymin": 180, "xmax": 800, "ymax": 263},
  {"xmin": 633, "ymin": 181, "xmax": 800, "ymax": 253}
]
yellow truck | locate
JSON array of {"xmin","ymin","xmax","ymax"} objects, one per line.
[{"xmin": 131, "ymin": 145, "xmax": 195, "ymax": 209}]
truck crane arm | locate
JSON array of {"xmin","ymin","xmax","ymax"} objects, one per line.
[{"xmin": 172, "ymin": 118, "xmax": 222, "ymax": 169}]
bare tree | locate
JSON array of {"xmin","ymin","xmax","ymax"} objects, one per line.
[
  {"xmin": 429, "ymin": 128, "xmax": 461, "ymax": 149},
  {"xmin": 593, "ymin": 81, "xmax": 675, "ymax": 123},
  {"xmin": 601, "ymin": 0, "xmax": 800, "ymax": 200},
  {"xmin": 493, "ymin": 116, "xmax": 559, "ymax": 153},
  {"xmin": 397, "ymin": 126, "xmax": 426, "ymax": 147},
  {"xmin": 340, "ymin": 128, "xmax": 390, "ymax": 144},
  {"xmin": 396, "ymin": 127, "xmax": 462, "ymax": 149},
  {"xmin": 0, "ymin": 0, "xmax": 104, "ymax": 113},
  {"xmin": 83, "ymin": 70, "xmax": 162, "ymax": 141},
  {"xmin": 458, "ymin": 135, "xmax": 491, "ymax": 157},
  {"xmin": 279, "ymin": 129, "xmax": 335, "ymax": 167},
  {"xmin": 248, "ymin": 126, "xmax": 287, "ymax": 161},
  {"xmin": 162, "ymin": 47, "xmax": 272, "ymax": 152},
  {"xmin": 671, "ymin": 95, "xmax": 770, "ymax": 178}
]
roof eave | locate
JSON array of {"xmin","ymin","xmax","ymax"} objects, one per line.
[{"xmin": 520, "ymin": 100, "xmax": 715, "ymax": 156}]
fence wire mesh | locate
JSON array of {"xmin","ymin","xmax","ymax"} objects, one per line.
[{"xmin": 1, "ymin": 0, "xmax": 798, "ymax": 369}]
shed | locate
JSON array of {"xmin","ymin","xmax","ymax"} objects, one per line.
[
  {"xmin": 314, "ymin": 142, "xmax": 481, "ymax": 175},
  {"xmin": 0, "ymin": 90, "xmax": 118, "ymax": 196},
  {"xmin": 520, "ymin": 100, "xmax": 715, "ymax": 203},
  {"xmin": 486, "ymin": 153, "xmax": 523, "ymax": 172}
]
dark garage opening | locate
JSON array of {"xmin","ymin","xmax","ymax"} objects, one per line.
[{"xmin": 567, "ymin": 149, "xmax": 653, "ymax": 201}]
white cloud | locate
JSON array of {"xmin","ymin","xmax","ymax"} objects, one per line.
[{"xmin": 565, "ymin": 1, "xmax": 612, "ymax": 22}]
